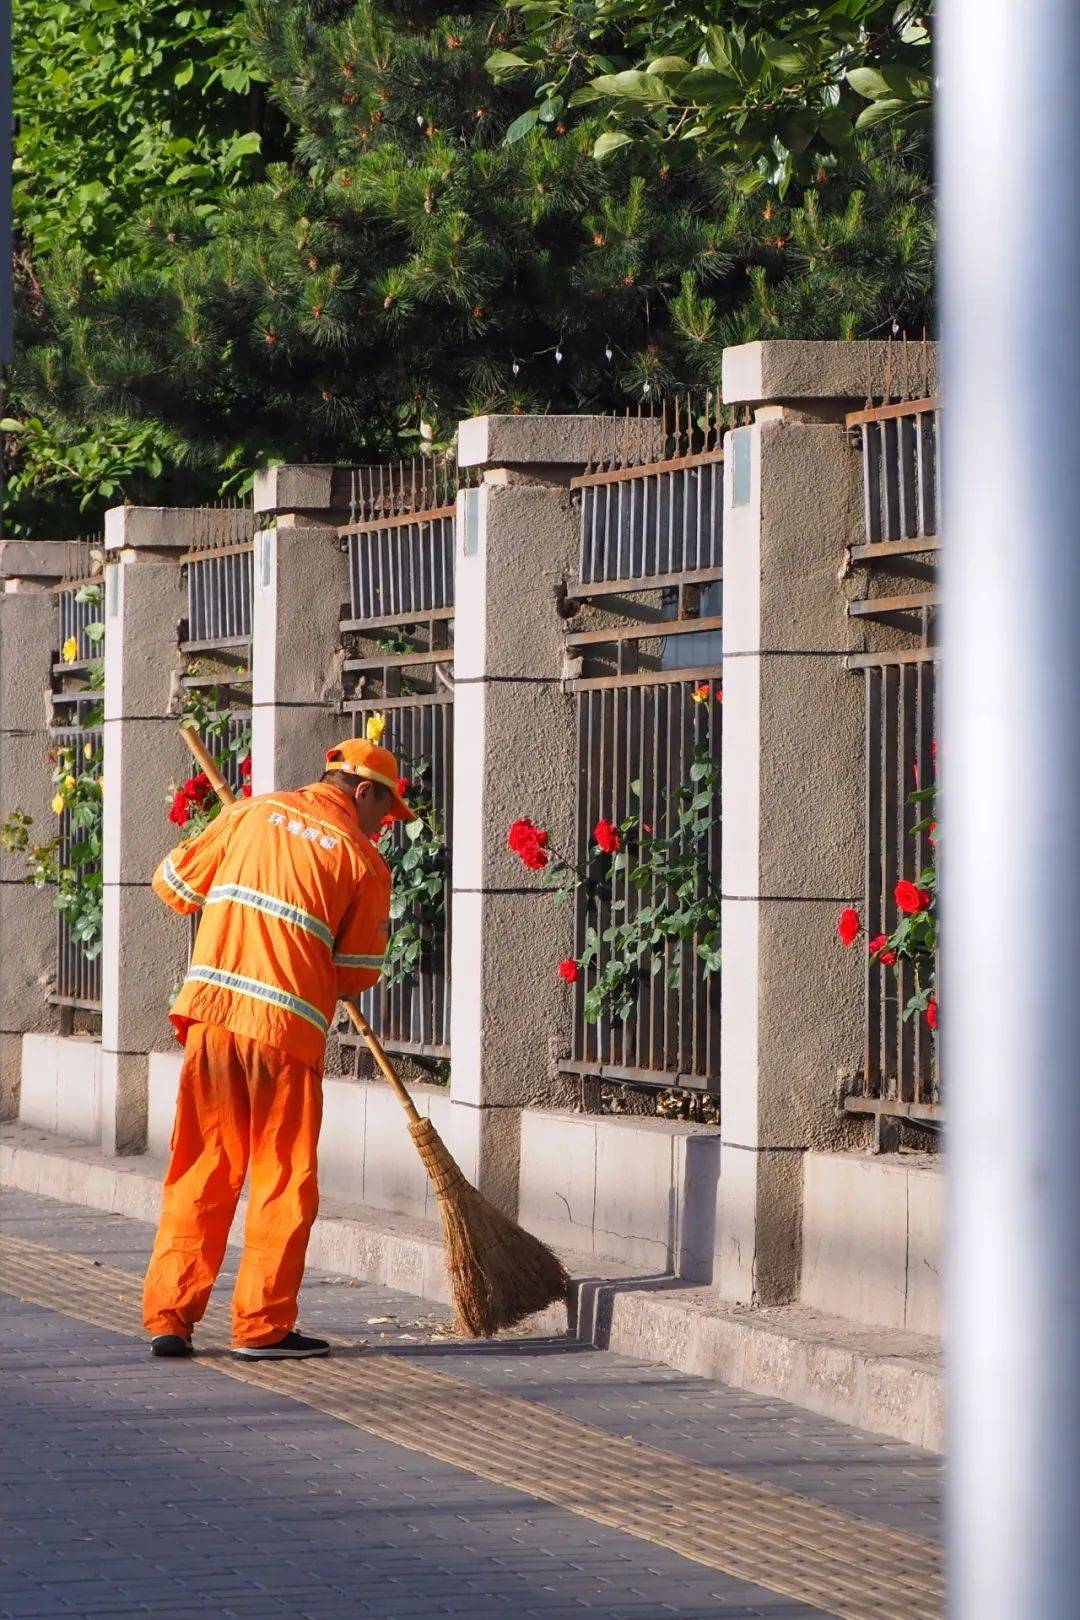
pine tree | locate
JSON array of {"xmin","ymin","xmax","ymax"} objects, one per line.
[{"xmin": 9, "ymin": 2, "xmax": 934, "ymax": 534}]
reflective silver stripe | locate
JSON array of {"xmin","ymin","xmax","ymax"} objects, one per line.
[
  {"xmin": 205, "ymin": 884, "xmax": 334, "ymax": 949},
  {"xmin": 162, "ymin": 857, "xmax": 205, "ymax": 908},
  {"xmin": 185, "ymin": 965, "xmax": 329, "ymax": 1034},
  {"xmin": 333, "ymin": 952, "xmax": 385, "ymax": 969}
]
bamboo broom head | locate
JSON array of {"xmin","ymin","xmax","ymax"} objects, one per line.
[{"xmin": 408, "ymin": 1117, "xmax": 570, "ymax": 1338}]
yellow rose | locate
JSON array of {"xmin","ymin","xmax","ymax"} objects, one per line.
[
  {"xmin": 365, "ymin": 711, "xmax": 386, "ymax": 744},
  {"xmin": 51, "ymin": 792, "xmax": 65, "ymax": 815},
  {"xmin": 83, "ymin": 741, "xmax": 93, "ymax": 760},
  {"xmin": 61, "ymin": 636, "xmax": 79, "ymax": 663},
  {"xmin": 97, "ymin": 776, "xmax": 105, "ymax": 790},
  {"xmin": 64, "ymin": 774, "xmax": 76, "ymax": 790}
]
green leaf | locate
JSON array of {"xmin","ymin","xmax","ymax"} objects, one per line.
[
  {"xmin": 854, "ymin": 98, "xmax": 909, "ymax": 130},
  {"xmin": 173, "ymin": 59, "xmax": 194, "ymax": 87},
  {"xmin": 592, "ymin": 130, "xmax": 633, "ymax": 160},
  {"xmin": 591, "ymin": 71, "xmax": 671, "ymax": 105},
  {"xmin": 0, "ymin": 417, "xmax": 25, "ymax": 432},
  {"xmin": 846, "ymin": 66, "xmax": 891, "ymax": 101},
  {"xmin": 505, "ymin": 106, "xmax": 541, "ymax": 143},
  {"xmin": 485, "ymin": 50, "xmax": 529, "ymax": 75},
  {"xmin": 677, "ymin": 67, "xmax": 741, "ymax": 104},
  {"xmin": 762, "ymin": 41, "xmax": 809, "ymax": 76},
  {"xmin": 703, "ymin": 27, "xmax": 739, "ymax": 78},
  {"xmin": 224, "ymin": 131, "xmax": 261, "ymax": 162},
  {"xmin": 647, "ymin": 56, "xmax": 691, "ymax": 77},
  {"xmin": 537, "ymin": 94, "xmax": 564, "ymax": 123}
]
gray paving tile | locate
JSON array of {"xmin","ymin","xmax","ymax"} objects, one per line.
[{"xmin": 0, "ymin": 1186, "xmax": 938, "ymax": 1620}]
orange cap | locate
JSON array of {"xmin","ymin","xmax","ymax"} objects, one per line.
[{"xmin": 324, "ymin": 737, "xmax": 416, "ymax": 822}]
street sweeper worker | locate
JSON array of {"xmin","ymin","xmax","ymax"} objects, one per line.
[{"xmin": 141, "ymin": 735, "xmax": 415, "ymax": 1362}]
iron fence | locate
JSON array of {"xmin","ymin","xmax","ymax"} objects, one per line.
[
  {"xmin": 51, "ymin": 725, "xmax": 104, "ymax": 1015},
  {"xmin": 336, "ymin": 460, "xmax": 463, "ymax": 1062},
  {"xmin": 179, "ymin": 503, "xmax": 255, "ymax": 697},
  {"xmin": 563, "ymin": 395, "xmax": 723, "ymax": 1092},
  {"xmin": 49, "ymin": 542, "xmax": 105, "ymax": 1021},
  {"xmin": 846, "ymin": 391, "xmax": 941, "ymax": 1130}
]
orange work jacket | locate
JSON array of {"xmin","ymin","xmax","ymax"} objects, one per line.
[{"xmin": 153, "ymin": 784, "xmax": 391, "ymax": 1073}]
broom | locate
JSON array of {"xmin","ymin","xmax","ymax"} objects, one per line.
[{"xmin": 178, "ymin": 723, "xmax": 570, "ymax": 1338}]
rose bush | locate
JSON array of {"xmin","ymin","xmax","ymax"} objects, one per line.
[
  {"xmin": 508, "ymin": 726, "xmax": 721, "ymax": 1025},
  {"xmin": 376, "ymin": 756, "xmax": 447, "ymax": 990},
  {"xmin": 838, "ymin": 772, "xmax": 938, "ymax": 1030},
  {"xmin": 0, "ymin": 583, "xmax": 106, "ymax": 963},
  {"xmin": 167, "ymin": 691, "xmax": 251, "ymax": 838}
]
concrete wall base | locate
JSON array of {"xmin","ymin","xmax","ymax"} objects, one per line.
[
  {"xmin": 801, "ymin": 1149, "xmax": 943, "ymax": 1337},
  {"xmin": 518, "ymin": 1108, "xmax": 721, "ymax": 1280},
  {"xmin": 1, "ymin": 1123, "xmax": 942, "ymax": 1451},
  {"xmin": 148, "ymin": 1052, "xmax": 477, "ymax": 1225},
  {"xmin": 17, "ymin": 1033, "xmax": 101, "ymax": 1142}
]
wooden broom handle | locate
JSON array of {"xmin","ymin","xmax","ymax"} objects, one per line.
[{"xmin": 178, "ymin": 724, "xmax": 422, "ymax": 1122}]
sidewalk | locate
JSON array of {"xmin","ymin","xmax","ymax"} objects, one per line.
[{"xmin": 0, "ymin": 1188, "xmax": 942, "ymax": 1620}]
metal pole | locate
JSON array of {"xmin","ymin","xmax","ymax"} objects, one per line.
[{"xmin": 940, "ymin": 3, "xmax": 1080, "ymax": 1616}]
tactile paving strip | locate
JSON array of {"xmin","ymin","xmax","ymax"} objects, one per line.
[{"xmin": 0, "ymin": 1232, "xmax": 942, "ymax": 1620}]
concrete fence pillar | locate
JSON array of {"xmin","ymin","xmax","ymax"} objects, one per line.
[
  {"xmin": 0, "ymin": 542, "xmax": 73, "ymax": 1117},
  {"xmin": 100, "ymin": 509, "xmax": 192, "ymax": 1153},
  {"xmin": 250, "ymin": 466, "xmax": 351, "ymax": 795},
  {"xmin": 717, "ymin": 342, "xmax": 888, "ymax": 1304},
  {"xmin": 449, "ymin": 415, "xmax": 621, "ymax": 1216}
]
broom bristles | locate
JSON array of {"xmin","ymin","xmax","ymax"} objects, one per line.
[{"xmin": 408, "ymin": 1117, "xmax": 570, "ymax": 1338}]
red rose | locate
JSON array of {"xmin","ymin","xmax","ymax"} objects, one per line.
[
  {"xmin": 508, "ymin": 817, "xmax": 550, "ymax": 871},
  {"xmin": 397, "ymin": 776, "xmax": 410, "ymax": 797},
  {"xmin": 868, "ymin": 933, "xmax": 888, "ymax": 954},
  {"xmin": 928, "ymin": 821, "xmax": 936, "ymax": 845},
  {"xmin": 895, "ymin": 879, "xmax": 931, "ymax": 915},
  {"xmin": 926, "ymin": 997, "xmax": 938, "ymax": 1031},
  {"xmin": 714, "ymin": 687, "xmax": 723, "ymax": 703},
  {"xmin": 594, "ymin": 818, "xmax": 620, "ymax": 853},
  {"xmin": 238, "ymin": 755, "xmax": 252, "ymax": 779},
  {"xmin": 183, "ymin": 772, "xmax": 212, "ymax": 806},
  {"xmin": 241, "ymin": 782, "xmax": 252, "ymax": 798},
  {"xmin": 558, "ymin": 959, "xmax": 579, "ymax": 984},
  {"xmin": 837, "ymin": 908, "xmax": 860, "ymax": 947},
  {"xmin": 167, "ymin": 790, "xmax": 190, "ymax": 827}
]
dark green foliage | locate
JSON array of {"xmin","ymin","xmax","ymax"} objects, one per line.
[{"xmin": 7, "ymin": 1, "xmax": 934, "ymax": 536}]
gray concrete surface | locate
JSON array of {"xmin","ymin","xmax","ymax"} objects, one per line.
[{"xmin": 0, "ymin": 1187, "xmax": 939, "ymax": 1619}]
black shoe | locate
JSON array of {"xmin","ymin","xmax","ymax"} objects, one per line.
[
  {"xmin": 151, "ymin": 1334, "xmax": 193, "ymax": 1358},
  {"xmin": 231, "ymin": 1331, "xmax": 330, "ymax": 1361}
]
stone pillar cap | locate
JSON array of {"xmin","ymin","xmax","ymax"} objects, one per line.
[
  {"xmin": 722, "ymin": 340, "xmax": 940, "ymax": 408},
  {"xmin": 0, "ymin": 538, "xmax": 100, "ymax": 583},
  {"xmin": 458, "ymin": 413, "xmax": 664, "ymax": 470},
  {"xmin": 104, "ymin": 505, "xmax": 255, "ymax": 552}
]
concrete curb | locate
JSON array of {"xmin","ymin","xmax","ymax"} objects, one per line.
[{"xmin": 1, "ymin": 1127, "xmax": 942, "ymax": 1452}]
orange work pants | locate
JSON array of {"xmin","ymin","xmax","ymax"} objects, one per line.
[{"xmin": 142, "ymin": 1023, "xmax": 323, "ymax": 1348}]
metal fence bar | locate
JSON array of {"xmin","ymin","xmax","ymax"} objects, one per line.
[
  {"xmin": 563, "ymin": 427, "xmax": 723, "ymax": 1092},
  {"xmin": 50, "ymin": 720, "xmax": 103, "ymax": 1012},
  {"xmin": 845, "ymin": 387, "xmax": 942, "ymax": 1124},
  {"xmin": 338, "ymin": 497, "xmax": 455, "ymax": 1062}
]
